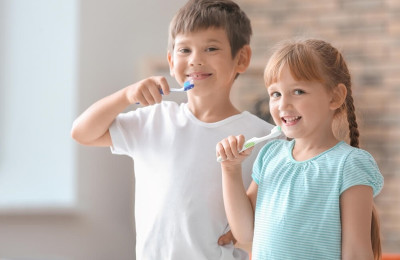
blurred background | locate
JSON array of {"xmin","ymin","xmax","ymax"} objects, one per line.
[{"xmin": 0, "ymin": 0, "xmax": 398, "ymax": 259}]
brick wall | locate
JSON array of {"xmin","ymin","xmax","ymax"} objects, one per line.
[{"xmin": 233, "ymin": 0, "xmax": 400, "ymax": 253}]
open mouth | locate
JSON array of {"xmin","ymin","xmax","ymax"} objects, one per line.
[
  {"xmin": 187, "ymin": 73, "xmax": 212, "ymax": 80},
  {"xmin": 282, "ymin": 116, "xmax": 302, "ymax": 124}
]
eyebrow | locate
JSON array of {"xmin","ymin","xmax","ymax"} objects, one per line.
[{"xmin": 175, "ymin": 38, "xmax": 223, "ymax": 46}]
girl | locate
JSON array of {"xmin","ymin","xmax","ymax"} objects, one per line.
[{"xmin": 216, "ymin": 39, "xmax": 384, "ymax": 260}]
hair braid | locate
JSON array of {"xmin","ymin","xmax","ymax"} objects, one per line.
[
  {"xmin": 339, "ymin": 48, "xmax": 382, "ymax": 260},
  {"xmin": 345, "ymin": 89, "xmax": 360, "ymax": 148}
]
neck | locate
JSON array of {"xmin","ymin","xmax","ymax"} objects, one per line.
[
  {"xmin": 292, "ymin": 133, "xmax": 339, "ymax": 161},
  {"xmin": 187, "ymin": 95, "xmax": 240, "ymax": 123}
]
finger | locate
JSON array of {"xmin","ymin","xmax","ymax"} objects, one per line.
[
  {"xmin": 217, "ymin": 234, "xmax": 230, "ymax": 245},
  {"xmin": 216, "ymin": 142, "xmax": 223, "ymax": 158},
  {"xmin": 222, "ymin": 137, "xmax": 237, "ymax": 161},
  {"xmin": 135, "ymin": 91, "xmax": 149, "ymax": 106},
  {"xmin": 227, "ymin": 230, "xmax": 236, "ymax": 244},
  {"xmin": 227, "ymin": 136, "xmax": 241, "ymax": 159},
  {"xmin": 147, "ymin": 84, "xmax": 163, "ymax": 104},
  {"xmin": 236, "ymin": 135, "xmax": 245, "ymax": 151},
  {"xmin": 241, "ymin": 146, "xmax": 254, "ymax": 156},
  {"xmin": 141, "ymin": 84, "xmax": 158, "ymax": 105},
  {"xmin": 218, "ymin": 236, "xmax": 229, "ymax": 245},
  {"xmin": 236, "ymin": 134, "xmax": 246, "ymax": 153},
  {"xmin": 218, "ymin": 231, "xmax": 234, "ymax": 245},
  {"xmin": 157, "ymin": 77, "xmax": 170, "ymax": 96},
  {"xmin": 216, "ymin": 141, "xmax": 229, "ymax": 161},
  {"xmin": 133, "ymin": 79, "xmax": 155, "ymax": 105}
]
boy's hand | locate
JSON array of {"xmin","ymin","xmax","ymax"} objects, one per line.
[
  {"xmin": 125, "ymin": 76, "xmax": 170, "ymax": 106},
  {"xmin": 216, "ymin": 135, "xmax": 253, "ymax": 165},
  {"xmin": 218, "ymin": 230, "xmax": 236, "ymax": 246}
]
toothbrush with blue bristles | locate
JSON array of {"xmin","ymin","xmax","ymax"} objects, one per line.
[
  {"xmin": 136, "ymin": 80, "xmax": 194, "ymax": 104},
  {"xmin": 217, "ymin": 126, "xmax": 282, "ymax": 162},
  {"xmin": 159, "ymin": 79, "xmax": 194, "ymax": 94}
]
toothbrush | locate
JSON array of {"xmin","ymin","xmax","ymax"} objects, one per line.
[
  {"xmin": 217, "ymin": 126, "xmax": 282, "ymax": 162},
  {"xmin": 159, "ymin": 80, "xmax": 194, "ymax": 94},
  {"xmin": 166, "ymin": 80, "xmax": 194, "ymax": 93},
  {"xmin": 136, "ymin": 80, "xmax": 194, "ymax": 104}
]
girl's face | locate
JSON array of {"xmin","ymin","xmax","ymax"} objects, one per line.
[
  {"xmin": 267, "ymin": 65, "xmax": 337, "ymax": 141},
  {"xmin": 167, "ymin": 28, "xmax": 244, "ymax": 97}
]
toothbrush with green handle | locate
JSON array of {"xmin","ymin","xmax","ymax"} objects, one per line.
[{"xmin": 217, "ymin": 126, "xmax": 282, "ymax": 162}]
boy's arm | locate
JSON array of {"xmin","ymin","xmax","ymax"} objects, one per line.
[{"xmin": 71, "ymin": 76, "xmax": 170, "ymax": 147}]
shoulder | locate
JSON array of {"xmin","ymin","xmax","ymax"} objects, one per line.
[
  {"xmin": 240, "ymin": 112, "xmax": 278, "ymax": 138},
  {"xmin": 258, "ymin": 139, "xmax": 290, "ymax": 157},
  {"xmin": 252, "ymin": 139, "xmax": 291, "ymax": 184},
  {"xmin": 335, "ymin": 142, "xmax": 379, "ymax": 169},
  {"xmin": 254, "ymin": 139, "xmax": 290, "ymax": 167},
  {"xmin": 242, "ymin": 112, "xmax": 274, "ymax": 127},
  {"xmin": 145, "ymin": 100, "xmax": 181, "ymax": 114},
  {"xmin": 338, "ymin": 143, "xmax": 384, "ymax": 197},
  {"xmin": 119, "ymin": 101, "xmax": 180, "ymax": 119}
]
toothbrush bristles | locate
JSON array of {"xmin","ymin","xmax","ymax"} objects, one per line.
[
  {"xmin": 272, "ymin": 126, "xmax": 281, "ymax": 132},
  {"xmin": 244, "ymin": 142, "xmax": 255, "ymax": 149},
  {"xmin": 183, "ymin": 80, "xmax": 195, "ymax": 91}
]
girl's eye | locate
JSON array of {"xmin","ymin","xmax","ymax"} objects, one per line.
[
  {"xmin": 178, "ymin": 48, "xmax": 190, "ymax": 54},
  {"xmin": 294, "ymin": 89, "xmax": 305, "ymax": 95},
  {"xmin": 270, "ymin": 92, "xmax": 281, "ymax": 98}
]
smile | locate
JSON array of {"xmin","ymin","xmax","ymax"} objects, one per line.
[
  {"xmin": 187, "ymin": 73, "xmax": 212, "ymax": 80},
  {"xmin": 282, "ymin": 116, "xmax": 302, "ymax": 124}
]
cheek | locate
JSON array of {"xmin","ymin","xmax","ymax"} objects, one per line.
[
  {"xmin": 269, "ymin": 100, "xmax": 278, "ymax": 113},
  {"xmin": 269, "ymin": 101, "xmax": 280, "ymax": 119}
]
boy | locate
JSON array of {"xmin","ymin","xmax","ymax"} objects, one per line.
[{"xmin": 71, "ymin": 0, "xmax": 275, "ymax": 259}]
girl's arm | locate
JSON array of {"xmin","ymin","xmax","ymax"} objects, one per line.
[
  {"xmin": 217, "ymin": 135, "xmax": 258, "ymax": 244},
  {"xmin": 71, "ymin": 76, "xmax": 170, "ymax": 147},
  {"xmin": 340, "ymin": 185, "xmax": 374, "ymax": 260}
]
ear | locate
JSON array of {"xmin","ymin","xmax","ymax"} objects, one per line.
[
  {"xmin": 235, "ymin": 45, "xmax": 252, "ymax": 74},
  {"xmin": 330, "ymin": 83, "xmax": 347, "ymax": 110},
  {"xmin": 167, "ymin": 51, "xmax": 175, "ymax": 77}
]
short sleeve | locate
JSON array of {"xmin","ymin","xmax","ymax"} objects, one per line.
[
  {"xmin": 252, "ymin": 151, "xmax": 263, "ymax": 185},
  {"xmin": 109, "ymin": 112, "xmax": 137, "ymax": 156},
  {"xmin": 340, "ymin": 149, "xmax": 384, "ymax": 197},
  {"xmin": 251, "ymin": 140, "xmax": 279, "ymax": 185}
]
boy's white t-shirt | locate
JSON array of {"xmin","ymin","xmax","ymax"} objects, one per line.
[{"xmin": 109, "ymin": 101, "xmax": 275, "ymax": 260}]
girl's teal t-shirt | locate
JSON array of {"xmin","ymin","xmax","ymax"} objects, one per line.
[{"xmin": 251, "ymin": 140, "xmax": 383, "ymax": 260}]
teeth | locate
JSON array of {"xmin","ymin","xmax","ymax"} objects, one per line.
[
  {"xmin": 284, "ymin": 116, "xmax": 301, "ymax": 123},
  {"xmin": 188, "ymin": 73, "xmax": 211, "ymax": 78},
  {"xmin": 189, "ymin": 74, "xmax": 201, "ymax": 78}
]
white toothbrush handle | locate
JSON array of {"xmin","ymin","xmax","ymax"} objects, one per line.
[
  {"xmin": 217, "ymin": 127, "xmax": 282, "ymax": 162},
  {"xmin": 169, "ymin": 88, "xmax": 183, "ymax": 92}
]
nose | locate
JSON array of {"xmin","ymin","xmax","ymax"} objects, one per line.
[
  {"xmin": 278, "ymin": 94, "xmax": 291, "ymax": 111},
  {"xmin": 189, "ymin": 50, "xmax": 203, "ymax": 66}
]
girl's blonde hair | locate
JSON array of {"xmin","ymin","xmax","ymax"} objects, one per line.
[{"xmin": 264, "ymin": 38, "xmax": 381, "ymax": 260}]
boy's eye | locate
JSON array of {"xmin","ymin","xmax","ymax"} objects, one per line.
[
  {"xmin": 206, "ymin": 47, "xmax": 218, "ymax": 52},
  {"xmin": 294, "ymin": 89, "xmax": 305, "ymax": 95}
]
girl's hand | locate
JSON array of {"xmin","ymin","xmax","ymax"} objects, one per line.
[
  {"xmin": 125, "ymin": 76, "xmax": 170, "ymax": 106},
  {"xmin": 216, "ymin": 135, "xmax": 253, "ymax": 166}
]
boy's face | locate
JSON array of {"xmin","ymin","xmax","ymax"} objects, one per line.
[{"xmin": 168, "ymin": 28, "xmax": 248, "ymax": 96}]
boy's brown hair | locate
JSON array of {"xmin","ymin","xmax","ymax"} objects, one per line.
[{"xmin": 168, "ymin": 0, "xmax": 252, "ymax": 58}]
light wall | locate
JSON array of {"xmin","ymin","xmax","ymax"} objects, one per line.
[{"xmin": 0, "ymin": 0, "xmax": 186, "ymax": 259}]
